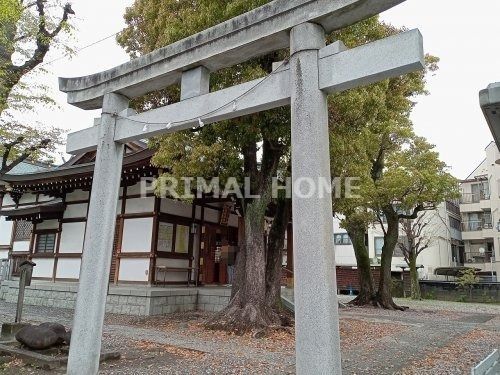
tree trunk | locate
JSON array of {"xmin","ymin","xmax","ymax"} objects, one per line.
[
  {"xmin": 265, "ymin": 199, "xmax": 291, "ymax": 311},
  {"xmin": 207, "ymin": 199, "xmax": 280, "ymax": 333},
  {"xmin": 347, "ymin": 226, "xmax": 376, "ymax": 306},
  {"xmin": 376, "ymin": 207, "xmax": 407, "ymax": 310},
  {"xmin": 408, "ymin": 252, "xmax": 421, "ymax": 300}
]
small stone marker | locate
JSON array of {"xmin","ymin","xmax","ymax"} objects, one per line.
[{"xmin": 15, "ymin": 260, "xmax": 36, "ymax": 324}]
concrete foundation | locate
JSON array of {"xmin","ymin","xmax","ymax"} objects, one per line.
[{"xmin": 0, "ymin": 281, "xmax": 231, "ymax": 316}]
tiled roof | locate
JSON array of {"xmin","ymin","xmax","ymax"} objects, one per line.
[{"xmin": 7, "ymin": 162, "xmax": 52, "ymax": 175}]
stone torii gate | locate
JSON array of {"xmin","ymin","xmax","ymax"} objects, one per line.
[{"xmin": 60, "ymin": 1, "xmax": 424, "ymax": 374}]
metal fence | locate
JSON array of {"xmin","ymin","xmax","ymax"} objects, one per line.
[{"xmin": 462, "ymin": 220, "xmax": 493, "ymax": 231}]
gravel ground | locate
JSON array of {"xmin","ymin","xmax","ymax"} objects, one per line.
[{"xmin": 0, "ymin": 298, "xmax": 498, "ymax": 374}]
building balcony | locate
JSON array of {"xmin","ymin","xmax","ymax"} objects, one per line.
[
  {"xmin": 461, "ymin": 220, "xmax": 495, "ymax": 240},
  {"xmin": 464, "ymin": 251, "xmax": 494, "ymax": 264},
  {"xmin": 460, "ymin": 192, "xmax": 491, "ymax": 213},
  {"xmin": 460, "ymin": 192, "xmax": 490, "ymax": 204}
]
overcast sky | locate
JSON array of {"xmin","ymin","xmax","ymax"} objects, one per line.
[{"xmin": 13, "ymin": 0, "xmax": 500, "ymax": 179}]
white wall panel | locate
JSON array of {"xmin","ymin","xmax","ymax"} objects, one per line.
[
  {"xmin": 0, "ymin": 218, "xmax": 13, "ymax": 245},
  {"xmin": 125, "ymin": 197, "xmax": 155, "ymax": 214},
  {"xmin": 36, "ymin": 220, "xmax": 59, "ymax": 230},
  {"xmin": 118, "ymin": 258, "xmax": 150, "ymax": 282},
  {"xmin": 38, "ymin": 194, "xmax": 53, "ymax": 202},
  {"xmin": 13, "ymin": 241, "xmax": 30, "ymax": 252},
  {"xmin": 66, "ymin": 190, "xmax": 89, "ymax": 202},
  {"xmin": 64, "ymin": 204, "xmax": 88, "ymax": 218},
  {"xmin": 59, "ymin": 222, "xmax": 86, "ymax": 253},
  {"xmin": 0, "ymin": 250, "xmax": 9, "ymax": 259},
  {"xmin": 19, "ymin": 193, "xmax": 37, "ymax": 204},
  {"xmin": 2, "ymin": 195, "xmax": 15, "ymax": 206},
  {"xmin": 56, "ymin": 258, "xmax": 81, "ymax": 279},
  {"xmin": 121, "ymin": 218, "xmax": 153, "ymax": 252},
  {"xmin": 160, "ymin": 199, "xmax": 192, "ymax": 218},
  {"xmin": 32, "ymin": 258, "xmax": 54, "ymax": 278},
  {"xmin": 126, "ymin": 183, "xmax": 142, "ymax": 196}
]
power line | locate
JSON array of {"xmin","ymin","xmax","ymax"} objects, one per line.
[{"xmin": 38, "ymin": 31, "xmax": 121, "ymax": 68}]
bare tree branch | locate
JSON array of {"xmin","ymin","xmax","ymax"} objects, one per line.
[{"xmin": 0, "ymin": 138, "xmax": 50, "ymax": 176}]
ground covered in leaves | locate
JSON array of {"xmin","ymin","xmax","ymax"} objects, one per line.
[{"xmin": 0, "ymin": 297, "xmax": 498, "ymax": 374}]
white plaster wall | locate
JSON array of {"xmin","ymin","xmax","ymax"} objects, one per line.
[
  {"xmin": 161, "ymin": 199, "xmax": 192, "ymax": 218},
  {"xmin": 66, "ymin": 190, "xmax": 89, "ymax": 202},
  {"xmin": 19, "ymin": 193, "xmax": 37, "ymax": 204},
  {"xmin": 118, "ymin": 258, "xmax": 150, "ymax": 282},
  {"xmin": 332, "ymin": 215, "xmax": 357, "ymax": 266},
  {"xmin": 36, "ymin": 220, "xmax": 59, "ymax": 230},
  {"xmin": 125, "ymin": 197, "xmax": 155, "ymax": 214},
  {"xmin": 32, "ymin": 258, "xmax": 54, "ymax": 278},
  {"xmin": 121, "ymin": 218, "xmax": 153, "ymax": 252},
  {"xmin": 38, "ymin": 194, "xmax": 53, "ymax": 202},
  {"xmin": 0, "ymin": 218, "xmax": 13, "ymax": 245},
  {"xmin": 64, "ymin": 204, "xmax": 88, "ymax": 219},
  {"xmin": 155, "ymin": 258, "xmax": 190, "ymax": 282},
  {"xmin": 0, "ymin": 250, "xmax": 9, "ymax": 259},
  {"xmin": 59, "ymin": 222, "xmax": 86, "ymax": 253},
  {"xmin": 126, "ymin": 183, "xmax": 142, "ymax": 196},
  {"xmin": 2, "ymin": 195, "xmax": 15, "ymax": 206},
  {"xmin": 56, "ymin": 258, "xmax": 81, "ymax": 279},
  {"xmin": 13, "ymin": 241, "xmax": 30, "ymax": 252}
]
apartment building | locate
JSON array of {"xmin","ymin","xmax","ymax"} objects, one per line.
[
  {"xmin": 333, "ymin": 200, "xmax": 463, "ymax": 280},
  {"xmin": 459, "ymin": 141, "xmax": 500, "ymax": 278}
]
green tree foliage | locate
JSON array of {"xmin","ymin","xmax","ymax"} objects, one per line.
[
  {"xmin": 329, "ymin": 21, "xmax": 458, "ymax": 309},
  {"xmin": 457, "ymin": 268, "xmax": 479, "ymax": 301},
  {"xmin": 0, "ymin": 0, "xmax": 73, "ymax": 175}
]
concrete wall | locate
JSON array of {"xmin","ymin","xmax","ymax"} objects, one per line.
[
  {"xmin": 0, "ymin": 280, "xmax": 231, "ymax": 316},
  {"xmin": 420, "ymin": 280, "xmax": 500, "ymax": 303}
]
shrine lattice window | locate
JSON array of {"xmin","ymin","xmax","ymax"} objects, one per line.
[{"xmin": 13, "ymin": 221, "xmax": 33, "ymax": 241}]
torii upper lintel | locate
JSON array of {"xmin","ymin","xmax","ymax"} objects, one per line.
[{"xmin": 59, "ymin": 0, "xmax": 405, "ymax": 110}]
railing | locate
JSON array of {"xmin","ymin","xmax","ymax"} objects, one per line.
[
  {"xmin": 462, "ymin": 220, "xmax": 493, "ymax": 231},
  {"xmin": 460, "ymin": 191, "xmax": 490, "ymax": 204},
  {"xmin": 465, "ymin": 251, "xmax": 494, "ymax": 263},
  {"xmin": 446, "ymin": 200, "xmax": 461, "ymax": 216}
]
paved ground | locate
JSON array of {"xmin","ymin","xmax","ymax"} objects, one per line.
[{"xmin": 0, "ymin": 298, "xmax": 498, "ymax": 374}]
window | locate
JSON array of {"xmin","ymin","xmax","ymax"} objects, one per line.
[
  {"xmin": 35, "ymin": 233, "xmax": 56, "ymax": 253},
  {"xmin": 157, "ymin": 221, "xmax": 191, "ymax": 254},
  {"xmin": 13, "ymin": 221, "xmax": 33, "ymax": 241},
  {"xmin": 334, "ymin": 233, "xmax": 351, "ymax": 246},
  {"xmin": 374, "ymin": 237, "xmax": 384, "ymax": 256},
  {"xmin": 449, "ymin": 216, "xmax": 461, "ymax": 231}
]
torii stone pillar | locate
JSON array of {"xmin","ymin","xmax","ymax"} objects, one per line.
[
  {"xmin": 290, "ymin": 23, "xmax": 342, "ymax": 374},
  {"xmin": 67, "ymin": 93, "xmax": 129, "ymax": 374}
]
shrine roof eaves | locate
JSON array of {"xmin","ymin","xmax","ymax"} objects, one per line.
[{"xmin": 2, "ymin": 149, "xmax": 155, "ymax": 184}]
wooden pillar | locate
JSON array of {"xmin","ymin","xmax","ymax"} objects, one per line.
[
  {"xmin": 149, "ymin": 195, "xmax": 160, "ymax": 285},
  {"xmin": 286, "ymin": 222, "xmax": 293, "ymax": 271}
]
